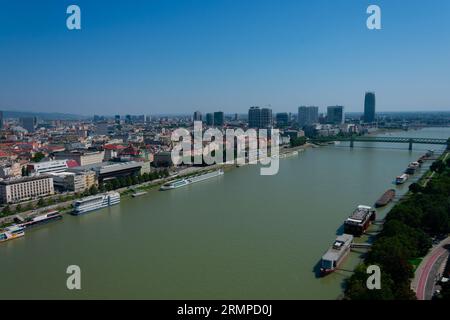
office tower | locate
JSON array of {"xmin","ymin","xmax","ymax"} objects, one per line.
[
  {"xmin": 115, "ymin": 115, "xmax": 120, "ymax": 124},
  {"xmin": 125, "ymin": 115, "xmax": 132, "ymax": 124},
  {"xmin": 20, "ymin": 117, "xmax": 36, "ymax": 133},
  {"xmin": 364, "ymin": 92, "xmax": 376, "ymax": 123},
  {"xmin": 193, "ymin": 111, "xmax": 202, "ymax": 122},
  {"xmin": 146, "ymin": 115, "xmax": 152, "ymax": 123},
  {"xmin": 234, "ymin": 113, "xmax": 238, "ymax": 121},
  {"xmin": 327, "ymin": 106, "xmax": 344, "ymax": 124},
  {"xmin": 260, "ymin": 108, "xmax": 273, "ymax": 128},
  {"xmin": 213, "ymin": 111, "xmax": 224, "ymax": 126},
  {"xmin": 0, "ymin": 110, "xmax": 3, "ymax": 129},
  {"xmin": 206, "ymin": 113, "xmax": 214, "ymax": 126},
  {"xmin": 248, "ymin": 106, "xmax": 261, "ymax": 128},
  {"xmin": 298, "ymin": 106, "xmax": 319, "ymax": 126},
  {"xmin": 276, "ymin": 112, "xmax": 289, "ymax": 127}
]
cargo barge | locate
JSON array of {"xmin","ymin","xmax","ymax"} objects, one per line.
[{"xmin": 374, "ymin": 189, "xmax": 396, "ymax": 208}]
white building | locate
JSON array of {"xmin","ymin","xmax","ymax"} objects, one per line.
[
  {"xmin": 27, "ymin": 160, "xmax": 68, "ymax": 175},
  {"xmin": 0, "ymin": 175, "xmax": 54, "ymax": 204}
]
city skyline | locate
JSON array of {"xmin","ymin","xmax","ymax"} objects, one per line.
[{"xmin": 1, "ymin": 0, "xmax": 450, "ymax": 115}]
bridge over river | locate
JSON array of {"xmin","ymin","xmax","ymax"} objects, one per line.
[{"xmin": 310, "ymin": 136, "xmax": 450, "ymax": 150}]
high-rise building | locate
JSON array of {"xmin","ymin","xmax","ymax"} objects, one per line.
[
  {"xmin": 248, "ymin": 106, "xmax": 273, "ymax": 128},
  {"xmin": 125, "ymin": 115, "xmax": 132, "ymax": 124},
  {"xmin": 364, "ymin": 92, "xmax": 376, "ymax": 123},
  {"xmin": 193, "ymin": 111, "xmax": 202, "ymax": 122},
  {"xmin": 276, "ymin": 113, "xmax": 289, "ymax": 127},
  {"xmin": 213, "ymin": 111, "xmax": 224, "ymax": 126},
  {"xmin": 327, "ymin": 106, "xmax": 344, "ymax": 124},
  {"xmin": 0, "ymin": 110, "xmax": 3, "ymax": 130},
  {"xmin": 114, "ymin": 115, "xmax": 120, "ymax": 124},
  {"xmin": 206, "ymin": 113, "xmax": 214, "ymax": 126},
  {"xmin": 20, "ymin": 117, "xmax": 36, "ymax": 133},
  {"xmin": 298, "ymin": 106, "xmax": 319, "ymax": 127},
  {"xmin": 261, "ymin": 108, "xmax": 273, "ymax": 128},
  {"xmin": 248, "ymin": 107, "xmax": 261, "ymax": 128}
]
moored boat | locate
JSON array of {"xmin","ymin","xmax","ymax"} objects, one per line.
[
  {"xmin": 160, "ymin": 169, "xmax": 224, "ymax": 191},
  {"xmin": 131, "ymin": 191, "xmax": 147, "ymax": 197},
  {"xmin": 343, "ymin": 205, "xmax": 376, "ymax": 237},
  {"xmin": 320, "ymin": 234, "xmax": 353, "ymax": 275},
  {"xmin": 375, "ymin": 189, "xmax": 396, "ymax": 208},
  {"xmin": 395, "ymin": 173, "xmax": 408, "ymax": 185},
  {"xmin": 72, "ymin": 192, "xmax": 120, "ymax": 215},
  {"xmin": 0, "ymin": 225, "xmax": 25, "ymax": 243},
  {"xmin": 15, "ymin": 210, "xmax": 62, "ymax": 228}
]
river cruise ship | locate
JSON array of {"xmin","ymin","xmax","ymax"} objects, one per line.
[
  {"xmin": 73, "ymin": 192, "xmax": 120, "ymax": 215},
  {"xmin": 343, "ymin": 205, "xmax": 376, "ymax": 236},
  {"xmin": 0, "ymin": 225, "xmax": 25, "ymax": 243},
  {"xmin": 320, "ymin": 234, "xmax": 354, "ymax": 275},
  {"xmin": 160, "ymin": 169, "xmax": 224, "ymax": 191},
  {"xmin": 15, "ymin": 210, "xmax": 62, "ymax": 228}
]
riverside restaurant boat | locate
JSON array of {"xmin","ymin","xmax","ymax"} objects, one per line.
[
  {"xmin": 160, "ymin": 169, "xmax": 224, "ymax": 191},
  {"xmin": 0, "ymin": 225, "xmax": 25, "ymax": 243},
  {"xmin": 343, "ymin": 205, "xmax": 376, "ymax": 237},
  {"xmin": 320, "ymin": 234, "xmax": 354, "ymax": 275},
  {"xmin": 375, "ymin": 189, "xmax": 396, "ymax": 208},
  {"xmin": 72, "ymin": 192, "xmax": 120, "ymax": 215},
  {"xmin": 395, "ymin": 173, "xmax": 409, "ymax": 185},
  {"xmin": 15, "ymin": 210, "xmax": 62, "ymax": 228}
]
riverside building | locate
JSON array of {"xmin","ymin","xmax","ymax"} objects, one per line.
[{"xmin": 0, "ymin": 175, "xmax": 54, "ymax": 204}]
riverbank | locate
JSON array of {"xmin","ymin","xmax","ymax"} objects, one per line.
[
  {"xmin": 1, "ymin": 143, "xmax": 311, "ymax": 227},
  {"xmin": 344, "ymin": 149, "xmax": 450, "ymax": 300}
]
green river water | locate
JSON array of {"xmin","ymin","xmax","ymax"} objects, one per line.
[{"xmin": 1, "ymin": 127, "xmax": 449, "ymax": 299}]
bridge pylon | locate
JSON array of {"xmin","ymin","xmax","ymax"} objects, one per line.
[{"xmin": 408, "ymin": 138, "xmax": 413, "ymax": 151}]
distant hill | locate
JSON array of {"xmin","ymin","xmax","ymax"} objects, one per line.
[{"xmin": 1, "ymin": 110, "xmax": 87, "ymax": 120}]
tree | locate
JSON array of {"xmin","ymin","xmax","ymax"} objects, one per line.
[
  {"xmin": 31, "ymin": 152, "xmax": 45, "ymax": 163},
  {"xmin": 408, "ymin": 183, "xmax": 423, "ymax": 194},
  {"xmin": 37, "ymin": 198, "xmax": 46, "ymax": 207},
  {"xmin": 431, "ymin": 160, "xmax": 445, "ymax": 174},
  {"xmin": 15, "ymin": 204, "xmax": 22, "ymax": 213},
  {"xmin": 2, "ymin": 205, "xmax": 11, "ymax": 216},
  {"xmin": 290, "ymin": 136, "xmax": 307, "ymax": 148},
  {"xmin": 25, "ymin": 202, "xmax": 34, "ymax": 211},
  {"xmin": 89, "ymin": 185, "xmax": 98, "ymax": 196}
]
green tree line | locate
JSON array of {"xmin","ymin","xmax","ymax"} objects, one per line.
[{"xmin": 345, "ymin": 155, "xmax": 450, "ymax": 300}]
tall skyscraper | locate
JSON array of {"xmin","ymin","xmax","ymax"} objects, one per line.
[
  {"xmin": 260, "ymin": 108, "xmax": 273, "ymax": 128},
  {"xmin": 248, "ymin": 106, "xmax": 261, "ymax": 128},
  {"xmin": 327, "ymin": 106, "xmax": 344, "ymax": 125},
  {"xmin": 0, "ymin": 110, "xmax": 3, "ymax": 130},
  {"xmin": 276, "ymin": 112, "xmax": 289, "ymax": 127},
  {"xmin": 364, "ymin": 92, "xmax": 376, "ymax": 123},
  {"xmin": 248, "ymin": 106, "xmax": 272, "ymax": 128},
  {"xmin": 206, "ymin": 113, "xmax": 214, "ymax": 126},
  {"xmin": 298, "ymin": 106, "xmax": 319, "ymax": 127},
  {"xmin": 193, "ymin": 111, "xmax": 202, "ymax": 122},
  {"xmin": 114, "ymin": 115, "xmax": 121, "ymax": 124},
  {"xmin": 213, "ymin": 111, "xmax": 224, "ymax": 126},
  {"xmin": 20, "ymin": 117, "xmax": 36, "ymax": 133}
]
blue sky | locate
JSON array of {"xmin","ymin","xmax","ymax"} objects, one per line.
[{"xmin": 0, "ymin": 0, "xmax": 449, "ymax": 115}]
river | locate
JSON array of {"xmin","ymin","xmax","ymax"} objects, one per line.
[{"xmin": 1, "ymin": 127, "xmax": 449, "ymax": 299}]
